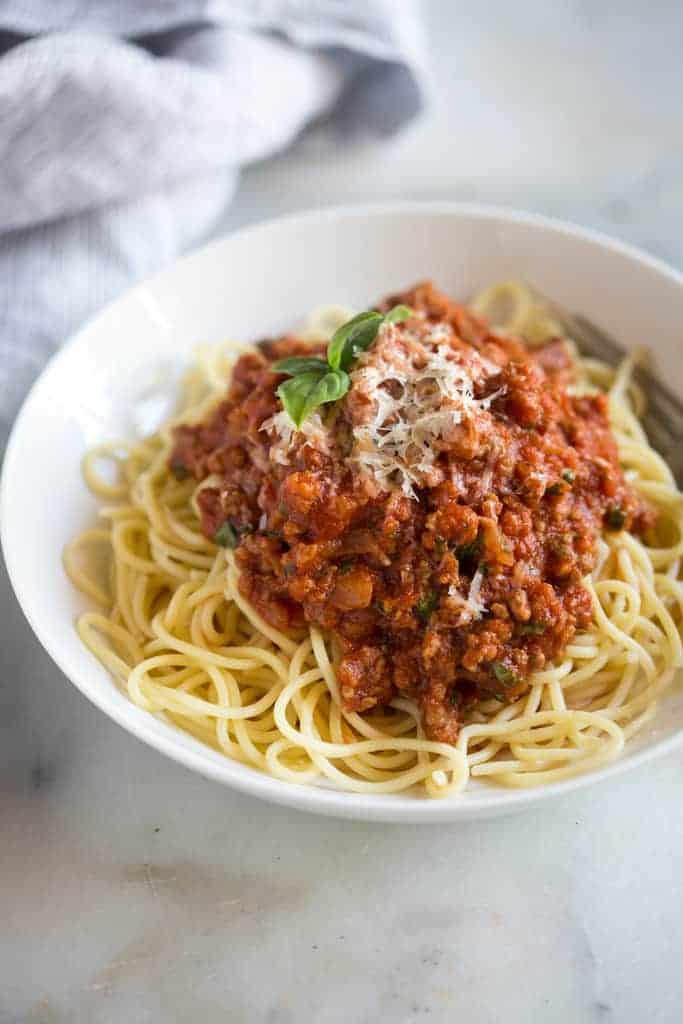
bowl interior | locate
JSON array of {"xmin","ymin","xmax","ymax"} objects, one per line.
[{"xmin": 3, "ymin": 204, "xmax": 683, "ymax": 822}]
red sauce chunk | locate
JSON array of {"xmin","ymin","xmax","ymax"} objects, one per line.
[{"xmin": 170, "ymin": 283, "xmax": 655, "ymax": 743}]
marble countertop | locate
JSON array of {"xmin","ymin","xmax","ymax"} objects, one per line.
[{"xmin": 3, "ymin": 3, "xmax": 683, "ymax": 1022}]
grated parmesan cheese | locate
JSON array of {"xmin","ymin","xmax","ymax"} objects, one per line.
[
  {"xmin": 465, "ymin": 567, "xmax": 487, "ymax": 617},
  {"xmin": 446, "ymin": 567, "xmax": 489, "ymax": 623},
  {"xmin": 349, "ymin": 326, "xmax": 504, "ymax": 499},
  {"xmin": 260, "ymin": 409, "xmax": 329, "ymax": 466}
]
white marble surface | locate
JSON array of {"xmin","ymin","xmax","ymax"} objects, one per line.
[{"xmin": 3, "ymin": 3, "xmax": 683, "ymax": 1022}]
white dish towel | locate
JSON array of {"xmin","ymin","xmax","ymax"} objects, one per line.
[{"xmin": 0, "ymin": 0, "xmax": 425, "ymax": 444}]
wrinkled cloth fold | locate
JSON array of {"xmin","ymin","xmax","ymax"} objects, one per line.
[{"xmin": 0, "ymin": 0, "xmax": 424, "ymax": 443}]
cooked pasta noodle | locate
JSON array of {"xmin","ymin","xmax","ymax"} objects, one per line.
[{"xmin": 64, "ymin": 283, "xmax": 683, "ymax": 797}]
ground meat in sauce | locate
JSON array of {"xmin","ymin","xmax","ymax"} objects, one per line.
[{"xmin": 170, "ymin": 282, "xmax": 655, "ymax": 744}]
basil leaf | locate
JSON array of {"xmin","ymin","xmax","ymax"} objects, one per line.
[
  {"xmin": 327, "ymin": 311, "xmax": 383, "ymax": 371},
  {"xmin": 384, "ymin": 304, "xmax": 413, "ymax": 324},
  {"xmin": 299, "ymin": 370, "xmax": 350, "ymax": 424},
  {"xmin": 343, "ymin": 323, "xmax": 385, "ymax": 369},
  {"xmin": 277, "ymin": 372, "xmax": 326, "ymax": 428},
  {"xmin": 519, "ymin": 621, "xmax": 546, "ymax": 636},
  {"xmin": 277, "ymin": 370, "xmax": 349, "ymax": 427},
  {"xmin": 272, "ymin": 356, "xmax": 329, "ymax": 376},
  {"xmin": 275, "ymin": 304, "xmax": 412, "ymax": 426}
]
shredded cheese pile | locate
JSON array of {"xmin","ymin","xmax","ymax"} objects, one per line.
[{"xmin": 349, "ymin": 324, "xmax": 503, "ymax": 498}]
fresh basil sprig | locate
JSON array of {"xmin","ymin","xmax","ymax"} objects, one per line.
[{"xmin": 271, "ymin": 305, "xmax": 412, "ymax": 428}]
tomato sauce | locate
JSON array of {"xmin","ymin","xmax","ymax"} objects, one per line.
[{"xmin": 170, "ymin": 283, "xmax": 653, "ymax": 742}]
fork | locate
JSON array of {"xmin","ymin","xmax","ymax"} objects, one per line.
[{"xmin": 546, "ymin": 303, "xmax": 683, "ymax": 487}]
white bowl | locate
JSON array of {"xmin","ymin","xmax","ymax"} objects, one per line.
[{"xmin": 3, "ymin": 203, "xmax": 683, "ymax": 822}]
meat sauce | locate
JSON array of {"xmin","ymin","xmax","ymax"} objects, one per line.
[{"xmin": 170, "ymin": 283, "xmax": 654, "ymax": 743}]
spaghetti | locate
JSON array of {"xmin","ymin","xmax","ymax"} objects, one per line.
[{"xmin": 64, "ymin": 283, "xmax": 683, "ymax": 797}]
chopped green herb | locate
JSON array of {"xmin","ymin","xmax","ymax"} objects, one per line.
[
  {"xmin": 546, "ymin": 482, "xmax": 563, "ymax": 497},
  {"xmin": 606, "ymin": 506, "xmax": 626, "ymax": 530},
  {"xmin": 263, "ymin": 530, "xmax": 281, "ymax": 540},
  {"xmin": 415, "ymin": 590, "xmax": 438, "ymax": 624},
  {"xmin": 491, "ymin": 661, "xmax": 516, "ymax": 686},
  {"xmin": 338, "ymin": 558, "xmax": 355, "ymax": 574},
  {"xmin": 283, "ymin": 563, "xmax": 296, "ymax": 577},
  {"xmin": 455, "ymin": 534, "xmax": 482, "ymax": 561},
  {"xmin": 214, "ymin": 521, "xmax": 238, "ymax": 548},
  {"xmin": 170, "ymin": 459, "xmax": 189, "ymax": 481},
  {"xmin": 492, "ymin": 692, "xmax": 506, "ymax": 702},
  {"xmin": 562, "ymin": 469, "xmax": 575, "ymax": 484},
  {"xmin": 434, "ymin": 537, "xmax": 447, "ymax": 556},
  {"xmin": 550, "ymin": 539, "xmax": 570, "ymax": 558},
  {"xmin": 519, "ymin": 621, "xmax": 546, "ymax": 636}
]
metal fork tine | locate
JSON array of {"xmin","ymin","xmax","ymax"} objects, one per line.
[
  {"xmin": 572, "ymin": 315, "xmax": 683, "ymax": 439},
  {"xmin": 535, "ymin": 292, "xmax": 683, "ymax": 485}
]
